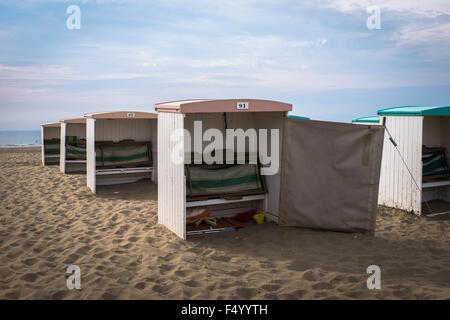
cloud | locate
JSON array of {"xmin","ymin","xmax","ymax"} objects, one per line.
[
  {"xmin": 0, "ymin": 65, "xmax": 150, "ymax": 81},
  {"xmin": 393, "ymin": 22, "xmax": 450, "ymax": 44},
  {"xmin": 323, "ymin": 0, "xmax": 450, "ymax": 18}
]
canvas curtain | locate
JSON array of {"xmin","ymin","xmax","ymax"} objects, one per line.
[{"xmin": 279, "ymin": 119, "xmax": 384, "ymax": 233}]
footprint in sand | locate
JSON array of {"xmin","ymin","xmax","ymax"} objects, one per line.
[
  {"xmin": 174, "ymin": 269, "xmax": 190, "ymax": 277},
  {"xmin": 261, "ymin": 284, "xmax": 281, "ymax": 292},
  {"xmin": 22, "ymin": 258, "xmax": 37, "ymax": 266},
  {"xmin": 236, "ymin": 288, "xmax": 258, "ymax": 299},
  {"xmin": 312, "ymin": 282, "xmax": 334, "ymax": 290},
  {"xmin": 159, "ymin": 264, "xmax": 176, "ymax": 275},
  {"xmin": 302, "ymin": 270, "xmax": 317, "ymax": 282},
  {"xmin": 51, "ymin": 290, "xmax": 69, "ymax": 300},
  {"xmin": 128, "ymin": 236, "xmax": 139, "ymax": 243},
  {"xmin": 135, "ymin": 282, "xmax": 147, "ymax": 290},
  {"xmin": 21, "ymin": 272, "xmax": 38, "ymax": 282},
  {"xmin": 211, "ymin": 255, "xmax": 231, "ymax": 263},
  {"xmin": 63, "ymin": 253, "xmax": 79, "ymax": 264},
  {"xmin": 183, "ymin": 280, "xmax": 201, "ymax": 287},
  {"xmin": 102, "ymin": 292, "xmax": 117, "ymax": 300},
  {"xmin": 93, "ymin": 251, "xmax": 109, "ymax": 259}
]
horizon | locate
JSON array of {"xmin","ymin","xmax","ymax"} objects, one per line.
[{"xmin": 1, "ymin": 0, "xmax": 449, "ymax": 130}]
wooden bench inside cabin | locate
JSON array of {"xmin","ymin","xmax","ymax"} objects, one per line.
[
  {"xmin": 422, "ymin": 146, "xmax": 450, "ymax": 188},
  {"xmin": 95, "ymin": 140, "xmax": 154, "ymax": 176}
]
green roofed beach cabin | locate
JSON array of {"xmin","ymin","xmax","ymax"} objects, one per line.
[
  {"xmin": 378, "ymin": 106, "xmax": 450, "ymax": 216},
  {"xmin": 351, "ymin": 116, "xmax": 380, "ymax": 125},
  {"xmin": 155, "ymin": 99, "xmax": 385, "ymax": 240},
  {"xmin": 84, "ymin": 111, "xmax": 158, "ymax": 194},
  {"xmin": 41, "ymin": 122, "xmax": 61, "ymax": 166}
]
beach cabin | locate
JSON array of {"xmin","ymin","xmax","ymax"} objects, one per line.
[
  {"xmin": 41, "ymin": 122, "xmax": 61, "ymax": 166},
  {"xmin": 351, "ymin": 116, "xmax": 380, "ymax": 125},
  {"xmin": 60, "ymin": 118, "xmax": 87, "ymax": 174},
  {"xmin": 155, "ymin": 99, "xmax": 385, "ymax": 239},
  {"xmin": 85, "ymin": 111, "xmax": 158, "ymax": 194},
  {"xmin": 378, "ymin": 106, "xmax": 450, "ymax": 216}
]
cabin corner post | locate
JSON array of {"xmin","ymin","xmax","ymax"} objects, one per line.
[
  {"xmin": 86, "ymin": 118, "xmax": 96, "ymax": 194},
  {"xmin": 41, "ymin": 126, "xmax": 45, "ymax": 166},
  {"xmin": 59, "ymin": 122, "xmax": 67, "ymax": 173}
]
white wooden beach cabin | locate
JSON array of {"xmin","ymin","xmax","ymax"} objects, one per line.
[
  {"xmin": 85, "ymin": 111, "xmax": 158, "ymax": 194},
  {"xmin": 351, "ymin": 116, "xmax": 380, "ymax": 126},
  {"xmin": 378, "ymin": 106, "xmax": 450, "ymax": 215},
  {"xmin": 41, "ymin": 122, "xmax": 61, "ymax": 166},
  {"xmin": 155, "ymin": 99, "xmax": 385, "ymax": 240},
  {"xmin": 60, "ymin": 118, "xmax": 87, "ymax": 174}
]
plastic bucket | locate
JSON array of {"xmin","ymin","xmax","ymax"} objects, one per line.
[{"xmin": 253, "ymin": 213, "xmax": 265, "ymax": 224}]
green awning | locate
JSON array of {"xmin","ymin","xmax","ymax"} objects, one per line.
[
  {"xmin": 351, "ymin": 116, "xmax": 380, "ymax": 123},
  {"xmin": 378, "ymin": 106, "xmax": 450, "ymax": 116},
  {"xmin": 288, "ymin": 115, "xmax": 310, "ymax": 120}
]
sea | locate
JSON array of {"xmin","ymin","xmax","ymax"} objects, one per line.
[{"xmin": 0, "ymin": 130, "xmax": 41, "ymax": 147}]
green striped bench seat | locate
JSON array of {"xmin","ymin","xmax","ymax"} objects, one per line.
[
  {"xmin": 95, "ymin": 142, "xmax": 152, "ymax": 168},
  {"xmin": 423, "ymin": 150, "xmax": 449, "ymax": 177},
  {"xmin": 44, "ymin": 139, "xmax": 60, "ymax": 154},
  {"xmin": 186, "ymin": 163, "xmax": 266, "ymax": 200}
]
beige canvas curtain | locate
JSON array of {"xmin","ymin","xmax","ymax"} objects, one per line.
[{"xmin": 279, "ymin": 118, "xmax": 384, "ymax": 233}]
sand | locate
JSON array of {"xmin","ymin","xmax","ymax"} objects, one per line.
[{"xmin": 0, "ymin": 147, "xmax": 449, "ymax": 299}]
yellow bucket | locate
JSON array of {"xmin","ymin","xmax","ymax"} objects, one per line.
[{"xmin": 253, "ymin": 213, "xmax": 265, "ymax": 224}]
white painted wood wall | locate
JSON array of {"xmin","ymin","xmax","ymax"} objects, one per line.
[
  {"xmin": 157, "ymin": 112, "xmax": 186, "ymax": 239},
  {"xmin": 86, "ymin": 118, "xmax": 96, "ymax": 193},
  {"xmin": 59, "ymin": 123, "xmax": 67, "ymax": 173},
  {"xmin": 40, "ymin": 126, "xmax": 45, "ymax": 166},
  {"xmin": 378, "ymin": 116, "xmax": 423, "ymax": 214}
]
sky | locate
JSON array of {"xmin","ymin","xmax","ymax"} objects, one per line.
[{"xmin": 0, "ymin": 0, "xmax": 449, "ymax": 129}]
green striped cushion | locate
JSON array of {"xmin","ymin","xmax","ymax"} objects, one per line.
[
  {"xmin": 44, "ymin": 140, "xmax": 60, "ymax": 154},
  {"xmin": 96, "ymin": 143, "xmax": 151, "ymax": 167},
  {"xmin": 423, "ymin": 151, "xmax": 448, "ymax": 176},
  {"xmin": 66, "ymin": 144, "xmax": 86, "ymax": 160},
  {"xmin": 187, "ymin": 164, "xmax": 263, "ymax": 196}
]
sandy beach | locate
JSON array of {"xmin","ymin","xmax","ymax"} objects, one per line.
[{"xmin": 0, "ymin": 147, "xmax": 449, "ymax": 300}]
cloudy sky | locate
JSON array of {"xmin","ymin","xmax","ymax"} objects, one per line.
[{"xmin": 0, "ymin": 0, "xmax": 449, "ymax": 129}]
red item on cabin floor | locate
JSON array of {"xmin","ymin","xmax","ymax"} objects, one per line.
[{"xmin": 236, "ymin": 209, "xmax": 257, "ymax": 223}]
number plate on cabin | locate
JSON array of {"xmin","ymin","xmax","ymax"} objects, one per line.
[
  {"xmin": 236, "ymin": 102, "xmax": 249, "ymax": 110},
  {"xmin": 127, "ymin": 113, "xmax": 135, "ymax": 117}
]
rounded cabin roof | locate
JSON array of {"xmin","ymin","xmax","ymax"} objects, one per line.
[
  {"xmin": 378, "ymin": 106, "xmax": 450, "ymax": 116},
  {"xmin": 155, "ymin": 99, "xmax": 293, "ymax": 113},
  {"xmin": 84, "ymin": 111, "xmax": 157, "ymax": 119},
  {"xmin": 351, "ymin": 116, "xmax": 380, "ymax": 123},
  {"xmin": 41, "ymin": 122, "xmax": 61, "ymax": 128},
  {"xmin": 60, "ymin": 118, "xmax": 86, "ymax": 124}
]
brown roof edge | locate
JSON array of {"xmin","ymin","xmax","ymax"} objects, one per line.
[
  {"xmin": 60, "ymin": 118, "xmax": 86, "ymax": 124},
  {"xmin": 155, "ymin": 99, "xmax": 293, "ymax": 113},
  {"xmin": 41, "ymin": 122, "xmax": 61, "ymax": 127},
  {"xmin": 84, "ymin": 111, "xmax": 157, "ymax": 119}
]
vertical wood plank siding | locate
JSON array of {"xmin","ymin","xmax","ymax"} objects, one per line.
[
  {"xmin": 378, "ymin": 116, "xmax": 423, "ymax": 214},
  {"xmin": 86, "ymin": 118, "xmax": 96, "ymax": 194},
  {"xmin": 157, "ymin": 112, "xmax": 186, "ymax": 239},
  {"xmin": 59, "ymin": 123, "xmax": 67, "ymax": 173},
  {"xmin": 41, "ymin": 127, "xmax": 45, "ymax": 166}
]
